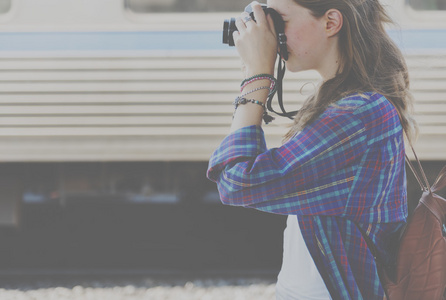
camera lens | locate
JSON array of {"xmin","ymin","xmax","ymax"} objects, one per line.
[
  {"xmin": 223, "ymin": 19, "xmax": 229, "ymax": 44},
  {"xmin": 222, "ymin": 17, "xmax": 237, "ymax": 46},
  {"xmin": 228, "ymin": 18, "xmax": 236, "ymax": 46}
]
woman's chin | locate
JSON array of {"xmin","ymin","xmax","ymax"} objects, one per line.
[
  {"xmin": 285, "ymin": 59, "xmax": 312, "ymax": 74},
  {"xmin": 285, "ymin": 63, "xmax": 304, "ymax": 73}
]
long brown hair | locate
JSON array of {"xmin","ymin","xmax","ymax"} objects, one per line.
[{"xmin": 285, "ymin": 0, "xmax": 418, "ymax": 142}]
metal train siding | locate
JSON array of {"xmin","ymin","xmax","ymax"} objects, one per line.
[{"xmin": 0, "ymin": 0, "xmax": 445, "ymax": 226}]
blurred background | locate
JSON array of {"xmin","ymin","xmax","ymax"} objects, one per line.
[{"xmin": 0, "ymin": 0, "xmax": 445, "ymax": 298}]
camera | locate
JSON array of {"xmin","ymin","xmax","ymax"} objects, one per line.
[
  {"xmin": 222, "ymin": 3, "xmax": 288, "ymax": 61},
  {"xmin": 222, "ymin": 3, "xmax": 296, "ymax": 120}
]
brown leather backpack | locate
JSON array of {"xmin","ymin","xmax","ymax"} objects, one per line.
[{"xmin": 363, "ymin": 146, "xmax": 446, "ymax": 300}]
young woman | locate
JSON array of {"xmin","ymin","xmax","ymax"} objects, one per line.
[{"xmin": 207, "ymin": 0, "xmax": 417, "ymax": 299}]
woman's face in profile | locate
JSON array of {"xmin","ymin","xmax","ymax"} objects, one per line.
[{"xmin": 267, "ymin": 0, "xmax": 333, "ymax": 75}]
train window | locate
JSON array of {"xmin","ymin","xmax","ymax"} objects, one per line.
[
  {"xmin": 407, "ymin": 0, "xmax": 446, "ymax": 10},
  {"xmin": 0, "ymin": 0, "xmax": 11, "ymax": 14},
  {"xmin": 125, "ymin": 0, "xmax": 247, "ymax": 13}
]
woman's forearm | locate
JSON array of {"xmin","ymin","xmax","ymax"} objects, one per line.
[{"xmin": 230, "ymin": 78, "xmax": 271, "ymax": 132}]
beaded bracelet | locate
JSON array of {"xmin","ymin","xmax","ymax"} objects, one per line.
[
  {"xmin": 232, "ymin": 96, "xmax": 275, "ymax": 124},
  {"xmin": 233, "ymin": 96, "xmax": 266, "ymax": 110},
  {"xmin": 240, "ymin": 86, "xmax": 270, "ymax": 98},
  {"xmin": 240, "ymin": 76, "xmax": 276, "ymax": 94},
  {"xmin": 240, "ymin": 74, "xmax": 277, "ymax": 97}
]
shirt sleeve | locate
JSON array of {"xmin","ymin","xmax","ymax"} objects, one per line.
[{"xmin": 207, "ymin": 106, "xmax": 369, "ymax": 216}]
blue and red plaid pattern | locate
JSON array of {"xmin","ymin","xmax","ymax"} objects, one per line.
[{"xmin": 207, "ymin": 92, "xmax": 407, "ymax": 300}]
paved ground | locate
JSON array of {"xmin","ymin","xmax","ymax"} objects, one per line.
[{"xmin": 0, "ymin": 275, "xmax": 276, "ymax": 300}]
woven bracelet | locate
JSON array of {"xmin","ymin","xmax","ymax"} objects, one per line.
[{"xmin": 240, "ymin": 73, "xmax": 275, "ymax": 87}]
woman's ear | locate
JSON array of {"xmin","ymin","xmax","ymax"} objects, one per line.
[{"xmin": 325, "ymin": 9, "xmax": 343, "ymax": 37}]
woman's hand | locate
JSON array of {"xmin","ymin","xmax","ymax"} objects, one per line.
[{"xmin": 233, "ymin": 1, "xmax": 278, "ymax": 78}]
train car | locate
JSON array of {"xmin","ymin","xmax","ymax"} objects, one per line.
[{"xmin": 0, "ymin": 0, "xmax": 445, "ymax": 226}]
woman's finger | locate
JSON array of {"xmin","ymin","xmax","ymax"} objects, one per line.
[
  {"xmin": 250, "ymin": 1, "xmax": 267, "ymax": 26},
  {"xmin": 232, "ymin": 30, "xmax": 240, "ymax": 45},
  {"xmin": 235, "ymin": 16, "xmax": 246, "ymax": 34},
  {"xmin": 266, "ymin": 14, "xmax": 276, "ymax": 38},
  {"xmin": 241, "ymin": 12, "xmax": 254, "ymax": 29}
]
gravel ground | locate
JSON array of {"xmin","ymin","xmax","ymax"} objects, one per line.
[{"xmin": 0, "ymin": 275, "xmax": 276, "ymax": 300}]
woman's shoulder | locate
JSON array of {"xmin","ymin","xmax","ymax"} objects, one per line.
[
  {"xmin": 328, "ymin": 92, "xmax": 402, "ymax": 139},
  {"xmin": 331, "ymin": 92, "xmax": 398, "ymax": 119},
  {"xmin": 333, "ymin": 92, "xmax": 390, "ymax": 110}
]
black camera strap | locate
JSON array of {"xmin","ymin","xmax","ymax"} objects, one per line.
[
  {"xmin": 263, "ymin": 8, "xmax": 299, "ymax": 120},
  {"xmin": 265, "ymin": 51, "xmax": 299, "ymax": 120}
]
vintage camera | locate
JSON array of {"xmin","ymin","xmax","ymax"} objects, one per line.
[
  {"xmin": 222, "ymin": 3, "xmax": 288, "ymax": 60},
  {"xmin": 222, "ymin": 4, "xmax": 296, "ymax": 120}
]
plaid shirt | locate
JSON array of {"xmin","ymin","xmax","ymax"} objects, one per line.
[{"xmin": 207, "ymin": 93, "xmax": 407, "ymax": 300}]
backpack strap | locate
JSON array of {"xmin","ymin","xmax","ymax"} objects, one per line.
[
  {"xmin": 420, "ymin": 165, "xmax": 446, "ymax": 223},
  {"xmin": 355, "ymin": 223, "xmax": 391, "ymax": 299},
  {"xmin": 388, "ymin": 100, "xmax": 430, "ymax": 193},
  {"xmin": 405, "ymin": 141, "xmax": 431, "ymax": 193},
  {"xmin": 431, "ymin": 165, "xmax": 446, "ymax": 193},
  {"xmin": 405, "ymin": 154, "xmax": 427, "ymax": 192}
]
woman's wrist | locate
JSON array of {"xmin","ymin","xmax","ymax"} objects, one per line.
[
  {"xmin": 244, "ymin": 68, "xmax": 274, "ymax": 79},
  {"xmin": 230, "ymin": 72, "xmax": 277, "ymax": 132}
]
